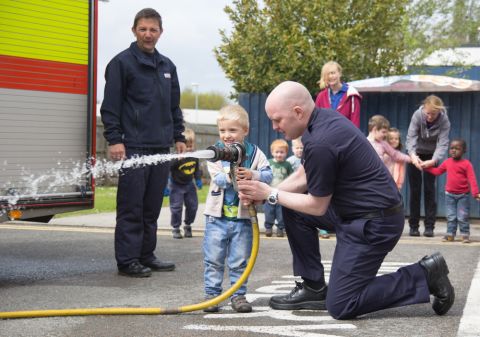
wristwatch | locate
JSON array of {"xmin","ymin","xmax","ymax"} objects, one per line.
[{"xmin": 267, "ymin": 188, "xmax": 279, "ymax": 205}]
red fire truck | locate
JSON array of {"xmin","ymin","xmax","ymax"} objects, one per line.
[{"xmin": 0, "ymin": 0, "xmax": 98, "ymax": 222}]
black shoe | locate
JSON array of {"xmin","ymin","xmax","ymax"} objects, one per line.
[
  {"xmin": 142, "ymin": 259, "xmax": 175, "ymax": 272},
  {"xmin": 184, "ymin": 225, "xmax": 192, "ymax": 238},
  {"xmin": 118, "ymin": 262, "xmax": 152, "ymax": 278},
  {"xmin": 269, "ymin": 281, "xmax": 327, "ymax": 310},
  {"xmin": 423, "ymin": 228, "xmax": 434, "ymax": 237},
  {"xmin": 172, "ymin": 228, "xmax": 182, "ymax": 239},
  {"xmin": 409, "ymin": 228, "xmax": 420, "ymax": 236},
  {"xmin": 419, "ymin": 252, "xmax": 455, "ymax": 315}
]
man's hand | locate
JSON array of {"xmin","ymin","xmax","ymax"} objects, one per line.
[
  {"xmin": 237, "ymin": 180, "xmax": 271, "ymax": 202},
  {"xmin": 108, "ymin": 143, "xmax": 126, "ymax": 161}
]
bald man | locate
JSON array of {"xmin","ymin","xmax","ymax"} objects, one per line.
[{"xmin": 237, "ymin": 81, "xmax": 454, "ymax": 319}]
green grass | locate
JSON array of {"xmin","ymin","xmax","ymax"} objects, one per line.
[{"xmin": 56, "ymin": 185, "xmax": 209, "ymax": 218}]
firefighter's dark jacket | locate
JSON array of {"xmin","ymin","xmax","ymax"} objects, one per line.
[{"xmin": 101, "ymin": 42, "xmax": 185, "ymax": 148}]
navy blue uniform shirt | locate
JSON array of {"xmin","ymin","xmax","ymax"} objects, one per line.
[
  {"xmin": 101, "ymin": 42, "xmax": 185, "ymax": 148},
  {"xmin": 302, "ymin": 107, "xmax": 401, "ymax": 218}
]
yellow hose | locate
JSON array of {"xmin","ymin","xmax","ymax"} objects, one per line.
[{"xmin": 0, "ymin": 205, "xmax": 260, "ymax": 319}]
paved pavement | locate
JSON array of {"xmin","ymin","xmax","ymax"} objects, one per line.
[{"xmin": 50, "ymin": 203, "xmax": 480, "ymax": 243}]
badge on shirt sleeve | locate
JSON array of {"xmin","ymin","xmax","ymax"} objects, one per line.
[{"xmin": 164, "ymin": 73, "xmax": 171, "ymax": 78}]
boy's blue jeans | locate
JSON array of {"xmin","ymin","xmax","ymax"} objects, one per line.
[
  {"xmin": 445, "ymin": 192, "xmax": 470, "ymax": 236},
  {"xmin": 263, "ymin": 203, "xmax": 284, "ymax": 229},
  {"xmin": 203, "ymin": 215, "xmax": 252, "ymax": 297}
]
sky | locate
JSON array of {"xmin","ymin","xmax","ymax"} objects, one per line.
[{"xmin": 97, "ymin": 0, "xmax": 233, "ymax": 102}]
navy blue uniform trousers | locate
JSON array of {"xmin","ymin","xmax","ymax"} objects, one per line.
[
  {"xmin": 115, "ymin": 148, "xmax": 170, "ymax": 268},
  {"xmin": 169, "ymin": 180, "xmax": 198, "ymax": 228},
  {"xmin": 282, "ymin": 207, "xmax": 431, "ymax": 319}
]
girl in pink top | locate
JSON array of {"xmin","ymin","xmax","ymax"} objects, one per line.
[
  {"xmin": 385, "ymin": 128, "xmax": 407, "ymax": 189},
  {"xmin": 367, "ymin": 116, "xmax": 411, "ymax": 185}
]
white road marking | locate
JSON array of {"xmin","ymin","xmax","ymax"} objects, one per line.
[
  {"xmin": 184, "ymin": 324, "xmax": 356, "ymax": 337},
  {"xmin": 204, "ymin": 306, "xmax": 331, "ymax": 321},
  {"xmin": 456, "ymin": 256, "xmax": 480, "ymax": 337}
]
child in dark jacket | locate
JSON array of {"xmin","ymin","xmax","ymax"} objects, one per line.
[{"xmin": 168, "ymin": 128, "xmax": 202, "ymax": 239}]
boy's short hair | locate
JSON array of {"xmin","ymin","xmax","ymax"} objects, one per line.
[
  {"xmin": 368, "ymin": 115, "xmax": 390, "ymax": 132},
  {"xmin": 183, "ymin": 128, "xmax": 195, "ymax": 143},
  {"xmin": 270, "ymin": 139, "xmax": 289, "ymax": 153},
  {"xmin": 291, "ymin": 137, "xmax": 303, "ymax": 147},
  {"xmin": 217, "ymin": 104, "xmax": 249, "ymax": 130}
]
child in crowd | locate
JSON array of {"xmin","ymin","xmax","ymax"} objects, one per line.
[
  {"xmin": 425, "ymin": 139, "xmax": 480, "ymax": 243},
  {"xmin": 168, "ymin": 128, "xmax": 202, "ymax": 239},
  {"xmin": 385, "ymin": 127, "xmax": 408, "ymax": 189},
  {"xmin": 264, "ymin": 139, "xmax": 293, "ymax": 237},
  {"xmin": 287, "ymin": 137, "xmax": 303, "ymax": 172},
  {"xmin": 367, "ymin": 115, "xmax": 411, "ymax": 172},
  {"xmin": 203, "ymin": 104, "xmax": 272, "ymax": 313}
]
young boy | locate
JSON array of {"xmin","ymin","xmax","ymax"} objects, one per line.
[
  {"xmin": 203, "ymin": 104, "xmax": 272, "ymax": 313},
  {"xmin": 287, "ymin": 137, "xmax": 303, "ymax": 172},
  {"xmin": 367, "ymin": 115, "xmax": 411, "ymax": 168},
  {"xmin": 425, "ymin": 139, "xmax": 480, "ymax": 243},
  {"xmin": 169, "ymin": 128, "xmax": 202, "ymax": 239},
  {"xmin": 264, "ymin": 139, "xmax": 293, "ymax": 237}
]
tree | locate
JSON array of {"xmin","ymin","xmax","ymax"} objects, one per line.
[
  {"xmin": 215, "ymin": 0, "xmax": 480, "ymax": 94},
  {"xmin": 180, "ymin": 87, "xmax": 228, "ymax": 110}
]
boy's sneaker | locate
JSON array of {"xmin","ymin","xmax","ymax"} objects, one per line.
[
  {"xmin": 265, "ymin": 228, "xmax": 273, "ymax": 237},
  {"xmin": 184, "ymin": 225, "xmax": 192, "ymax": 238},
  {"xmin": 231, "ymin": 295, "xmax": 252, "ymax": 313},
  {"xmin": 276, "ymin": 228, "xmax": 284, "ymax": 237},
  {"xmin": 462, "ymin": 236, "xmax": 471, "ymax": 244},
  {"xmin": 172, "ymin": 228, "xmax": 182, "ymax": 239},
  {"xmin": 442, "ymin": 235, "xmax": 454, "ymax": 242},
  {"xmin": 203, "ymin": 294, "xmax": 220, "ymax": 313}
]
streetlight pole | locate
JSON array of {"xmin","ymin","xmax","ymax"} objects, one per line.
[{"xmin": 191, "ymin": 82, "xmax": 199, "ymax": 124}]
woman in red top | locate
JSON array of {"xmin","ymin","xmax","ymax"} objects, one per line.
[{"xmin": 315, "ymin": 61, "xmax": 362, "ymax": 128}]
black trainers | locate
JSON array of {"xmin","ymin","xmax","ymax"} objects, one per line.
[
  {"xmin": 409, "ymin": 228, "xmax": 420, "ymax": 236},
  {"xmin": 423, "ymin": 228, "xmax": 434, "ymax": 237},
  {"xmin": 276, "ymin": 228, "xmax": 284, "ymax": 237},
  {"xmin": 184, "ymin": 225, "xmax": 192, "ymax": 238},
  {"xmin": 118, "ymin": 262, "xmax": 152, "ymax": 278},
  {"xmin": 172, "ymin": 228, "xmax": 182, "ymax": 239},
  {"xmin": 231, "ymin": 295, "xmax": 252, "ymax": 313},
  {"xmin": 269, "ymin": 281, "xmax": 327, "ymax": 310},
  {"xmin": 203, "ymin": 294, "xmax": 220, "ymax": 313}
]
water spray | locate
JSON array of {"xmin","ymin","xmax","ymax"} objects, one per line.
[{"xmin": 0, "ymin": 143, "xmax": 261, "ymax": 319}]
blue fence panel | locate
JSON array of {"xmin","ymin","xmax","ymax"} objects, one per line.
[{"xmin": 240, "ymin": 91, "xmax": 480, "ymax": 218}]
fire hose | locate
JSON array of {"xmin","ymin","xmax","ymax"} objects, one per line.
[{"xmin": 0, "ymin": 143, "xmax": 259, "ymax": 319}]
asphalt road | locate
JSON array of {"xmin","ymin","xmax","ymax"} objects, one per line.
[{"xmin": 0, "ymin": 223, "xmax": 479, "ymax": 337}]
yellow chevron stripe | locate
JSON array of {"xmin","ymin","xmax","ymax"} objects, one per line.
[{"xmin": 0, "ymin": 0, "xmax": 89, "ymax": 65}]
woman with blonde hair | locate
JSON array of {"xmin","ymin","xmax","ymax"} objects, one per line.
[
  {"xmin": 315, "ymin": 61, "xmax": 362, "ymax": 128},
  {"xmin": 406, "ymin": 95, "xmax": 451, "ymax": 238}
]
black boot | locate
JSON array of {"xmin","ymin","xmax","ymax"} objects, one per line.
[{"xmin": 419, "ymin": 252, "xmax": 455, "ymax": 315}]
